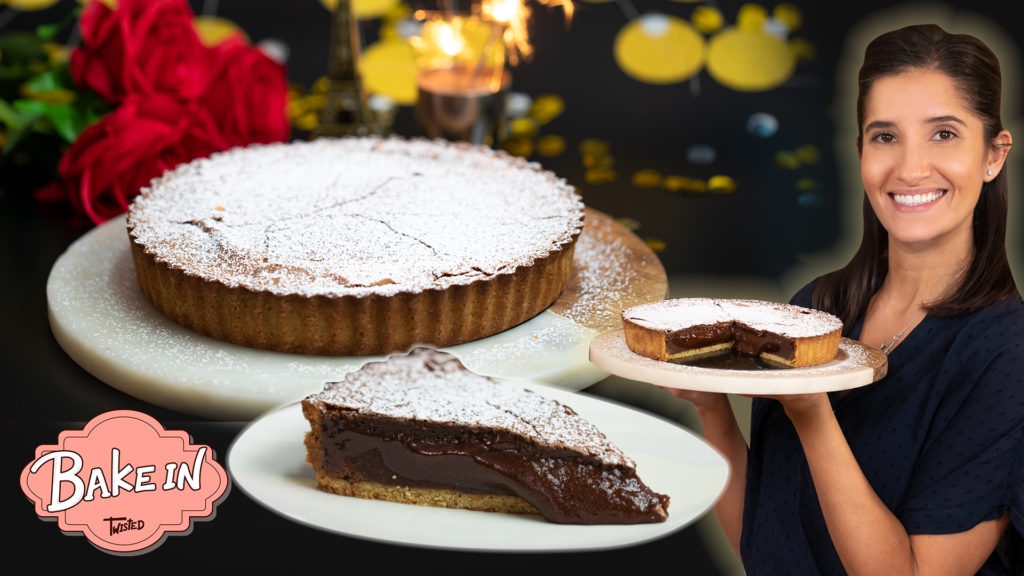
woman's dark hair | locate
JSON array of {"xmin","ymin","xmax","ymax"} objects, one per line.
[{"xmin": 813, "ymin": 23, "xmax": 1019, "ymax": 329}]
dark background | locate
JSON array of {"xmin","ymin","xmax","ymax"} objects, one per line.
[
  {"xmin": 2, "ymin": 0, "xmax": 1020, "ymax": 573},
  {"xmin": 6, "ymin": 0, "xmax": 1021, "ymax": 282}
]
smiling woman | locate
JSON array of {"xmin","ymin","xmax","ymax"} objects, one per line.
[
  {"xmin": 660, "ymin": 23, "xmax": 1024, "ymax": 576},
  {"xmin": 858, "ymin": 69, "xmax": 1010, "ymax": 253}
]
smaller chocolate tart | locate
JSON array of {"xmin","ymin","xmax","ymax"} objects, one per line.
[{"xmin": 621, "ymin": 298, "xmax": 843, "ymax": 368}]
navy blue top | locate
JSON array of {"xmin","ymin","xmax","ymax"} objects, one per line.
[{"xmin": 740, "ymin": 282, "xmax": 1024, "ymax": 575}]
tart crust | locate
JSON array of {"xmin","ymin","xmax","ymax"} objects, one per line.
[{"xmin": 126, "ymin": 136, "xmax": 584, "ymax": 356}]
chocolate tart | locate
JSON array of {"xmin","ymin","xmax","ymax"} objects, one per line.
[{"xmin": 126, "ymin": 136, "xmax": 585, "ymax": 356}]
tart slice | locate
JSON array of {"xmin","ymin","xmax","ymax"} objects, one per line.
[{"xmin": 300, "ymin": 347, "xmax": 670, "ymax": 524}]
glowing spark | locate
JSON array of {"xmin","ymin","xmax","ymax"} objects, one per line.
[
  {"xmin": 410, "ymin": 1, "xmax": 575, "ymax": 71},
  {"xmin": 480, "ymin": 0, "xmax": 574, "ymax": 66},
  {"xmin": 484, "ymin": 0, "xmax": 521, "ymax": 23},
  {"xmin": 409, "ymin": 15, "xmax": 472, "ymax": 69},
  {"xmin": 434, "ymin": 22, "xmax": 466, "ymax": 56}
]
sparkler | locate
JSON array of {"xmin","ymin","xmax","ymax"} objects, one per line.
[
  {"xmin": 481, "ymin": 0, "xmax": 574, "ymax": 66},
  {"xmin": 410, "ymin": 0, "xmax": 574, "ymax": 145},
  {"xmin": 410, "ymin": 0, "xmax": 574, "ymax": 78}
]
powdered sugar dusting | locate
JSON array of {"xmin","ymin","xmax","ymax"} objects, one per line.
[
  {"xmin": 309, "ymin": 348, "xmax": 633, "ymax": 467},
  {"xmin": 827, "ymin": 340, "xmax": 874, "ymax": 371},
  {"xmin": 549, "ymin": 209, "xmax": 667, "ymax": 333},
  {"xmin": 623, "ymin": 297, "xmax": 842, "ymax": 337},
  {"xmin": 127, "ymin": 136, "xmax": 585, "ymax": 297}
]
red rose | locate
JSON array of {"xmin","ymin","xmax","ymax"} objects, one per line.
[
  {"xmin": 53, "ymin": 93, "xmax": 229, "ymax": 224},
  {"xmin": 70, "ymin": 0, "xmax": 210, "ymax": 104},
  {"xmin": 201, "ymin": 37, "xmax": 290, "ymax": 147},
  {"xmin": 37, "ymin": 0, "xmax": 292, "ymax": 225}
]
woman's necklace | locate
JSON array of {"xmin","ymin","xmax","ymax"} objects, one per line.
[
  {"xmin": 878, "ymin": 264, "xmax": 968, "ymax": 355},
  {"xmin": 878, "ymin": 319, "xmax": 915, "ymax": 355}
]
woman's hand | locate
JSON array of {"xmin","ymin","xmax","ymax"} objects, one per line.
[
  {"xmin": 720, "ymin": 391, "xmax": 835, "ymax": 433},
  {"xmin": 658, "ymin": 386, "xmax": 733, "ymax": 414},
  {"xmin": 657, "ymin": 384, "xmax": 747, "ymax": 556},
  {"xmin": 763, "ymin": 392, "xmax": 832, "ymax": 424}
]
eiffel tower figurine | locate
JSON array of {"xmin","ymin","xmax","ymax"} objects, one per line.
[{"xmin": 315, "ymin": 0, "xmax": 375, "ymax": 137}]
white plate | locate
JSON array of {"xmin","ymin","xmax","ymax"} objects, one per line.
[
  {"xmin": 227, "ymin": 383, "xmax": 729, "ymax": 552},
  {"xmin": 589, "ymin": 330, "xmax": 888, "ymax": 394},
  {"xmin": 45, "ymin": 217, "xmax": 618, "ymax": 420}
]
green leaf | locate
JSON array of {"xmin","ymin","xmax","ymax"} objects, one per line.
[
  {"xmin": 24, "ymin": 69, "xmax": 70, "ymax": 94},
  {"xmin": 0, "ymin": 32, "xmax": 52, "ymax": 100},
  {"xmin": 12, "ymin": 92, "xmax": 109, "ymax": 143},
  {"xmin": 0, "ymin": 97, "xmax": 22, "ymax": 126},
  {"xmin": 36, "ymin": 6, "xmax": 84, "ymax": 42},
  {"xmin": 1, "ymin": 107, "xmax": 40, "ymax": 155},
  {"xmin": 0, "ymin": 31, "xmax": 47, "ymax": 63},
  {"xmin": 44, "ymin": 103, "xmax": 78, "ymax": 142},
  {"xmin": 12, "ymin": 99, "xmax": 74, "ymax": 140},
  {"xmin": 74, "ymin": 89, "xmax": 111, "ymax": 127},
  {"xmin": 36, "ymin": 24, "xmax": 61, "ymax": 42}
]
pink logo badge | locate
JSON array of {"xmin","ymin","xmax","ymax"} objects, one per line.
[{"xmin": 20, "ymin": 410, "xmax": 230, "ymax": 555}]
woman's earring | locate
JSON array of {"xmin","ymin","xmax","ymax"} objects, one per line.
[{"xmin": 987, "ymin": 169, "xmax": 993, "ymax": 176}]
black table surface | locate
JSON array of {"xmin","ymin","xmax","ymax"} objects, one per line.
[{"xmin": 1, "ymin": 182, "xmax": 727, "ymax": 574}]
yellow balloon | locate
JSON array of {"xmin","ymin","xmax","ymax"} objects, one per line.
[
  {"xmin": 707, "ymin": 175, "xmax": 737, "ymax": 194},
  {"xmin": 796, "ymin": 177, "xmax": 820, "ymax": 191},
  {"xmin": 706, "ymin": 27, "xmax": 795, "ymax": 92},
  {"xmin": 662, "ymin": 175, "xmax": 706, "ymax": 193},
  {"xmin": 736, "ymin": 3, "xmax": 768, "ymax": 31},
  {"xmin": 614, "ymin": 14, "xmax": 706, "ymax": 85},
  {"xmin": 359, "ymin": 39, "xmax": 419, "ymax": 105},
  {"xmin": 320, "ymin": 0, "xmax": 400, "ymax": 19},
  {"xmin": 535, "ymin": 134, "xmax": 566, "ymax": 157},
  {"xmin": 790, "ymin": 37, "xmax": 816, "ymax": 61},
  {"xmin": 794, "ymin": 145, "xmax": 820, "ymax": 165},
  {"xmin": 632, "ymin": 169, "xmax": 662, "ymax": 188},
  {"xmin": 578, "ymin": 138, "xmax": 610, "ymax": 157},
  {"xmin": 3, "ymin": 0, "xmax": 62, "ymax": 10},
  {"xmin": 643, "ymin": 237, "xmax": 667, "ymax": 252},
  {"xmin": 529, "ymin": 94, "xmax": 565, "ymax": 125},
  {"xmin": 510, "ymin": 117, "xmax": 540, "ymax": 138},
  {"xmin": 691, "ymin": 5, "xmax": 724, "ymax": 35},
  {"xmin": 193, "ymin": 16, "xmax": 248, "ymax": 46},
  {"xmin": 584, "ymin": 166, "xmax": 617, "ymax": 185},
  {"xmin": 503, "ymin": 137, "xmax": 534, "ymax": 157},
  {"xmin": 772, "ymin": 3, "xmax": 803, "ymax": 33},
  {"xmin": 774, "ymin": 150, "xmax": 800, "ymax": 169}
]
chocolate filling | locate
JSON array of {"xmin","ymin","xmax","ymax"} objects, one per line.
[
  {"xmin": 317, "ymin": 411, "xmax": 669, "ymax": 525},
  {"xmin": 668, "ymin": 322, "xmax": 795, "ymax": 361}
]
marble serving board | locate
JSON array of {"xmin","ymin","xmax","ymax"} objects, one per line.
[
  {"xmin": 589, "ymin": 330, "xmax": 888, "ymax": 395},
  {"xmin": 47, "ymin": 208, "xmax": 668, "ymax": 420}
]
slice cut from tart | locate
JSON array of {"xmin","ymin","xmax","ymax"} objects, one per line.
[{"xmin": 301, "ymin": 347, "xmax": 670, "ymax": 525}]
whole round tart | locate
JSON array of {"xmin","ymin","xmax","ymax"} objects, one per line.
[{"xmin": 126, "ymin": 136, "xmax": 585, "ymax": 356}]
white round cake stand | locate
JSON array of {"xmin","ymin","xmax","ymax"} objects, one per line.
[{"xmin": 47, "ymin": 209, "xmax": 668, "ymax": 420}]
